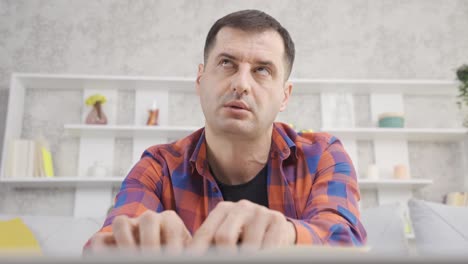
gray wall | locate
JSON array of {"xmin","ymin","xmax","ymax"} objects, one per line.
[{"xmin": 0, "ymin": 0, "xmax": 467, "ymax": 216}]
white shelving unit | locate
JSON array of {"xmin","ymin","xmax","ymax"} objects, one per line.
[
  {"xmin": 313, "ymin": 79, "xmax": 464, "ymax": 239},
  {"xmin": 1, "ymin": 73, "xmax": 465, "ymax": 230},
  {"xmin": 1, "ymin": 74, "xmax": 199, "ymax": 218}
]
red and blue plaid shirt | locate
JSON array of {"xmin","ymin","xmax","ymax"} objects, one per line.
[{"xmin": 92, "ymin": 122, "xmax": 367, "ymax": 246}]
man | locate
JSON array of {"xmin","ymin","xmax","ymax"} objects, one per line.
[{"xmin": 86, "ymin": 9, "xmax": 367, "ymax": 254}]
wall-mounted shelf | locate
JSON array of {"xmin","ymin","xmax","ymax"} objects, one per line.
[
  {"xmin": 1, "ymin": 177, "xmax": 433, "ymax": 190},
  {"xmin": 64, "ymin": 124, "xmax": 200, "ymax": 138},
  {"xmin": 292, "ymin": 79, "xmax": 458, "ymax": 95},
  {"xmin": 64, "ymin": 124, "xmax": 468, "ymax": 142},
  {"xmin": 320, "ymin": 128, "xmax": 468, "ymax": 142},
  {"xmin": 12, "ymin": 73, "xmax": 197, "ymax": 92},
  {"xmin": 0, "ymin": 177, "xmax": 124, "ymax": 187},
  {"xmin": 11, "ymin": 73, "xmax": 458, "ymax": 95},
  {"xmin": 358, "ymin": 179, "xmax": 433, "ymax": 190}
]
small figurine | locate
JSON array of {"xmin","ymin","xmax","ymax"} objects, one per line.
[
  {"xmin": 146, "ymin": 100, "xmax": 159, "ymax": 126},
  {"xmin": 85, "ymin": 94, "xmax": 108, "ymax": 125}
]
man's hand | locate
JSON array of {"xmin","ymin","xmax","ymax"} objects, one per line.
[
  {"xmin": 189, "ymin": 200, "xmax": 296, "ymax": 254},
  {"xmin": 89, "ymin": 210, "xmax": 192, "ymax": 255}
]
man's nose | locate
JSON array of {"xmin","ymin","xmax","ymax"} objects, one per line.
[{"xmin": 230, "ymin": 65, "xmax": 252, "ymax": 96}]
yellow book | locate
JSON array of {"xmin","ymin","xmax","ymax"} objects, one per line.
[{"xmin": 41, "ymin": 147, "xmax": 54, "ymax": 178}]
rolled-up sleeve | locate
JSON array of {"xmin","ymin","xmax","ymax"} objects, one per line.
[{"xmin": 288, "ymin": 137, "xmax": 367, "ymax": 246}]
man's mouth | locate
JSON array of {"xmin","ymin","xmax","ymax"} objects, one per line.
[
  {"xmin": 224, "ymin": 101, "xmax": 251, "ymax": 111},
  {"xmin": 229, "ymin": 105, "xmax": 243, "ymax": 109}
]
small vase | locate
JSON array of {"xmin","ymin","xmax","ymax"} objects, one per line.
[
  {"xmin": 146, "ymin": 109, "xmax": 159, "ymax": 126},
  {"xmin": 86, "ymin": 102, "xmax": 108, "ymax": 125}
]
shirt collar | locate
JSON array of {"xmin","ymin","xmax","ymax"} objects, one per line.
[
  {"xmin": 189, "ymin": 123, "xmax": 298, "ymax": 177},
  {"xmin": 189, "ymin": 129, "xmax": 210, "ymax": 177},
  {"xmin": 270, "ymin": 123, "xmax": 298, "ymax": 160}
]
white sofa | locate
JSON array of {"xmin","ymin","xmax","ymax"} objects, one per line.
[
  {"xmin": 1, "ymin": 200, "xmax": 466, "ymax": 256},
  {"xmin": 0, "ymin": 207, "xmax": 406, "ymax": 256}
]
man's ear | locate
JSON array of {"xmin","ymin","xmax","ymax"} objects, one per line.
[
  {"xmin": 196, "ymin": 64, "xmax": 204, "ymax": 95},
  {"xmin": 279, "ymin": 81, "xmax": 293, "ymax": 112}
]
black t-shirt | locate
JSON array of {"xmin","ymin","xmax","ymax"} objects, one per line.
[{"xmin": 212, "ymin": 166, "xmax": 269, "ymax": 207}]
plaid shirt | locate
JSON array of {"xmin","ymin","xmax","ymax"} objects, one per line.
[{"xmin": 91, "ymin": 122, "xmax": 367, "ymax": 246}]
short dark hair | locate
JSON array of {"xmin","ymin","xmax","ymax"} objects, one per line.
[{"xmin": 203, "ymin": 9, "xmax": 295, "ymax": 78}]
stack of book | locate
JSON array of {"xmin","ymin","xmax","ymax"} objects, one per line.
[
  {"xmin": 445, "ymin": 192, "xmax": 468, "ymax": 206},
  {"xmin": 3, "ymin": 139, "xmax": 54, "ymax": 178}
]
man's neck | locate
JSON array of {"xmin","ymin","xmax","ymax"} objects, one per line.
[{"xmin": 205, "ymin": 125, "xmax": 272, "ymax": 185}]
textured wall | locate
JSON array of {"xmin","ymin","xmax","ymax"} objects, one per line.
[
  {"xmin": 1, "ymin": 0, "xmax": 468, "ymax": 88},
  {"xmin": 277, "ymin": 94, "xmax": 322, "ymax": 130},
  {"xmin": 169, "ymin": 92, "xmax": 205, "ymax": 126},
  {"xmin": 0, "ymin": 0, "xmax": 468, "ymax": 216},
  {"xmin": 0, "ymin": 89, "xmax": 8, "ymax": 157},
  {"xmin": 411, "ymin": 142, "xmax": 465, "ymax": 202},
  {"xmin": 404, "ymin": 95, "xmax": 464, "ymax": 128}
]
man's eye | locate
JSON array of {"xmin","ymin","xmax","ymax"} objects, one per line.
[
  {"xmin": 220, "ymin": 59, "xmax": 232, "ymax": 67},
  {"xmin": 255, "ymin": 67, "xmax": 270, "ymax": 76}
]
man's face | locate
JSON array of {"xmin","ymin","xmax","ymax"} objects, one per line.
[{"xmin": 196, "ymin": 27, "xmax": 292, "ymax": 139}]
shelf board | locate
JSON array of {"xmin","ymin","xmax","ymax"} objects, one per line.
[
  {"xmin": 320, "ymin": 127, "xmax": 468, "ymax": 142},
  {"xmin": 358, "ymin": 178, "xmax": 433, "ymax": 190},
  {"xmin": 64, "ymin": 125, "xmax": 467, "ymax": 142},
  {"xmin": 14, "ymin": 73, "xmax": 197, "ymax": 92},
  {"xmin": 64, "ymin": 124, "xmax": 201, "ymax": 138},
  {"xmin": 1, "ymin": 177, "xmax": 432, "ymax": 189},
  {"xmin": 13, "ymin": 73, "xmax": 458, "ymax": 95},
  {"xmin": 292, "ymin": 78, "xmax": 458, "ymax": 95},
  {"xmin": 0, "ymin": 177, "xmax": 124, "ymax": 187}
]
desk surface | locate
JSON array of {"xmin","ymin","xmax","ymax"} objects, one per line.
[{"xmin": 1, "ymin": 246, "xmax": 467, "ymax": 263}]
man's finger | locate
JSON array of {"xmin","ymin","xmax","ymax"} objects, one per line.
[
  {"xmin": 213, "ymin": 208, "xmax": 250, "ymax": 253},
  {"xmin": 112, "ymin": 215, "xmax": 138, "ymax": 252},
  {"xmin": 89, "ymin": 232, "xmax": 116, "ymax": 254},
  {"xmin": 138, "ymin": 211, "xmax": 161, "ymax": 253},
  {"xmin": 239, "ymin": 209, "xmax": 269, "ymax": 253},
  {"xmin": 161, "ymin": 211, "xmax": 190, "ymax": 255},
  {"xmin": 262, "ymin": 221, "xmax": 286, "ymax": 250},
  {"xmin": 189, "ymin": 202, "xmax": 232, "ymax": 254}
]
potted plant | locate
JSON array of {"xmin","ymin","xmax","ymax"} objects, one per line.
[{"xmin": 456, "ymin": 64, "xmax": 468, "ymax": 127}]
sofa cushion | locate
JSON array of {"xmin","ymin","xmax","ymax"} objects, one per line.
[
  {"xmin": 0, "ymin": 215, "xmax": 103, "ymax": 256},
  {"xmin": 408, "ymin": 199, "xmax": 468, "ymax": 256},
  {"xmin": 360, "ymin": 203, "xmax": 408, "ymax": 254},
  {"xmin": 0, "ymin": 218, "xmax": 41, "ymax": 254}
]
